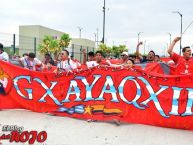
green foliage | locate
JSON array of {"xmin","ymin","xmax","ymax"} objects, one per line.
[
  {"xmin": 38, "ymin": 33, "xmax": 71, "ymax": 58},
  {"xmin": 98, "ymin": 44, "xmax": 112, "ymax": 57},
  {"xmin": 59, "ymin": 33, "xmax": 71, "ymax": 49},
  {"xmin": 98, "ymin": 44, "xmax": 127, "ymax": 58}
]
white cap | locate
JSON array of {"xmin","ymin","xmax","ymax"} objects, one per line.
[{"xmin": 121, "ymin": 51, "xmax": 128, "ymax": 56}]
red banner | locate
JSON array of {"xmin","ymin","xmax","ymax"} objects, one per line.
[{"xmin": 0, "ymin": 60, "xmax": 193, "ymax": 130}]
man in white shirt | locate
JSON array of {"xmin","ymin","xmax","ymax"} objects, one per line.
[
  {"xmin": 56, "ymin": 50, "xmax": 77, "ymax": 72},
  {"xmin": 85, "ymin": 51, "xmax": 108, "ymax": 68},
  {"xmin": 0, "ymin": 43, "xmax": 9, "ymax": 62},
  {"xmin": 19, "ymin": 52, "xmax": 42, "ymax": 71}
]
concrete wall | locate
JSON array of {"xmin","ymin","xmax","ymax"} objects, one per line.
[
  {"xmin": 71, "ymin": 38, "xmax": 95, "ymax": 47},
  {"xmin": 19, "ymin": 25, "xmax": 64, "ymax": 59},
  {"xmin": 19, "ymin": 25, "xmax": 95, "ymax": 61},
  {"xmin": 69, "ymin": 38, "xmax": 95, "ymax": 62}
]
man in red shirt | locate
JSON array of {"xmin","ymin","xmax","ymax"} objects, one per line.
[{"xmin": 167, "ymin": 37, "xmax": 193, "ymax": 74}]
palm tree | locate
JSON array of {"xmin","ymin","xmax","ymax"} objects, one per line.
[
  {"xmin": 59, "ymin": 33, "xmax": 71, "ymax": 49},
  {"xmin": 98, "ymin": 44, "xmax": 112, "ymax": 57},
  {"xmin": 39, "ymin": 35, "xmax": 61, "ymax": 59}
]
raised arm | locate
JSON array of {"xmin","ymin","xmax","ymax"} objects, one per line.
[
  {"xmin": 167, "ymin": 37, "xmax": 181, "ymax": 56},
  {"xmin": 136, "ymin": 41, "xmax": 143, "ymax": 60}
]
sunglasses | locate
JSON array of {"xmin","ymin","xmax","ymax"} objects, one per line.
[{"xmin": 121, "ymin": 55, "xmax": 125, "ymax": 57}]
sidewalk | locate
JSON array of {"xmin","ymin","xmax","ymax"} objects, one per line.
[{"xmin": 0, "ymin": 110, "xmax": 193, "ymax": 145}]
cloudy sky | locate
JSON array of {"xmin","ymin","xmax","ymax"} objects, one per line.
[{"xmin": 0, "ymin": 0, "xmax": 193, "ymax": 55}]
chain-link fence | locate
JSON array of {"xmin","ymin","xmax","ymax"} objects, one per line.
[
  {"xmin": 0, "ymin": 32, "xmax": 95, "ymax": 62},
  {"xmin": 0, "ymin": 32, "xmax": 19, "ymax": 57},
  {"xmin": 69, "ymin": 44, "xmax": 95, "ymax": 63}
]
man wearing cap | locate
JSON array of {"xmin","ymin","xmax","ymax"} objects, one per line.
[
  {"xmin": 106, "ymin": 51, "xmax": 129, "ymax": 68},
  {"xmin": 120, "ymin": 51, "xmax": 129, "ymax": 64},
  {"xmin": 0, "ymin": 43, "xmax": 9, "ymax": 62}
]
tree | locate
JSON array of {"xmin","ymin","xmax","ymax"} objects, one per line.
[
  {"xmin": 39, "ymin": 33, "xmax": 71, "ymax": 59},
  {"xmin": 39, "ymin": 36, "xmax": 61, "ymax": 59},
  {"xmin": 98, "ymin": 44, "xmax": 112, "ymax": 57},
  {"xmin": 112, "ymin": 45, "xmax": 127, "ymax": 58},
  {"xmin": 59, "ymin": 33, "xmax": 71, "ymax": 49}
]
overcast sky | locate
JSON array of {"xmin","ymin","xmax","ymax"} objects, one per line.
[{"xmin": 0, "ymin": 0, "xmax": 193, "ymax": 55}]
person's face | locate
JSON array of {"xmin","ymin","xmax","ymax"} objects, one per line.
[
  {"xmin": 57, "ymin": 53, "xmax": 62, "ymax": 60},
  {"xmin": 148, "ymin": 52, "xmax": 155, "ymax": 60},
  {"xmin": 0, "ymin": 50, "xmax": 3, "ymax": 54},
  {"xmin": 155, "ymin": 55, "xmax": 161, "ymax": 62},
  {"xmin": 61, "ymin": 51, "xmax": 68, "ymax": 59},
  {"xmin": 126, "ymin": 60, "xmax": 134, "ymax": 68},
  {"xmin": 28, "ymin": 57, "xmax": 34, "ymax": 61},
  {"xmin": 183, "ymin": 48, "xmax": 192, "ymax": 59},
  {"xmin": 95, "ymin": 53, "xmax": 102, "ymax": 63},
  {"xmin": 121, "ymin": 54, "xmax": 128, "ymax": 61},
  {"xmin": 88, "ymin": 55, "xmax": 94, "ymax": 61},
  {"xmin": 45, "ymin": 55, "xmax": 50, "ymax": 60}
]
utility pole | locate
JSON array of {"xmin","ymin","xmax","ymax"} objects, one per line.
[
  {"xmin": 168, "ymin": 33, "xmax": 171, "ymax": 45},
  {"xmin": 144, "ymin": 40, "xmax": 146, "ymax": 55},
  {"xmin": 94, "ymin": 33, "xmax": 97, "ymax": 47},
  {"xmin": 96, "ymin": 28, "xmax": 99, "ymax": 47},
  {"xmin": 77, "ymin": 26, "xmax": 83, "ymax": 38},
  {"xmin": 138, "ymin": 32, "xmax": 143, "ymax": 43},
  {"xmin": 101, "ymin": 0, "xmax": 106, "ymax": 44},
  {"xmin": 173, "ymin": 11, "xmax": 182, "ymax": 55}
]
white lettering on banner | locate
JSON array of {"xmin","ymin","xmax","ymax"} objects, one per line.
[{"xmin": 13, "ymin": 75, "xmax": 192, "ymax": 117}]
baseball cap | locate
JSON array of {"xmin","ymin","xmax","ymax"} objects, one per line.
[{"xmin": 121, "ymin": 51, "xmax": 128, "ymax": 56}]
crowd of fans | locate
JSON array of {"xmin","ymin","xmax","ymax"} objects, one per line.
[{"xmin": 0, "ymin": 36, "xmax": 192, "ymax": 75}]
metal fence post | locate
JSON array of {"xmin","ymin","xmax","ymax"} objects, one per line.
[
  {"xmin": 34, "ymin": 37, "xmax": 36, "ymax": 55},
  {"xmin": 80, "ymin": 45, "xmax": 82, "ymax": 62},
  {"xmin": 13, "ymin": 34, "xmax": 16, "ymax": 55},
  {"xmin": 72, "ymin": 44, "xmax": 74, "ymax": 57},
  {"xmin": 87, "ymin": 47, "xmax": 89, "ymax": 61}
]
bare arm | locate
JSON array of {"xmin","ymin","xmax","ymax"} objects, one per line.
[
  {"xmin": 136, "ymin": 42, "xmax": 143, "ymax": 60},
  {"xmin": 167, "ymin": 37, "xmax": 181, "ymax": 56}
]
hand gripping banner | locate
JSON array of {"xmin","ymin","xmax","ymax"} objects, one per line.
[{"xmin": 0, "ymin": 60, "xmax": 193, "ymax": 130}]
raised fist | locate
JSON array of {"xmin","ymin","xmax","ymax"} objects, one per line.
[
  {"xmin": 173, "ymin": 37, "xmax": 181, "ymax": 43},
  {"xmin": 137, "ymin": 41, "xmax": 143, "ymax": 47}
]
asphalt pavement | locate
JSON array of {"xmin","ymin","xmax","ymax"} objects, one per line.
[{"xmin": 0, "ymin": 110, "xmax": 193, "ymax": 145}]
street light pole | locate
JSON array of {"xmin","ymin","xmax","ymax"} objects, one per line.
[
  {"xmin": 94, "ymin": 33, "xmax": 97, "ymax": 47},
  {"xmin": 96, "ymin": 28, "xmax": 99, "ymax": 47},
  {"xmin": 144, "ymin": 40, "xmax": 146, "ymax": 55},
  {"xmin": 173, "ymin": 11, "xmax": 183, "ymax": 55},
  {"xmin": 138, "ymin": 32, "xmax": 143, "ymax": 43},
  {"xmin": 77, "ymin": 26, "xmax": 83, "ymax": 39},
  {"xmin": 101, "ymin": 0, "xmax": 106, "ymax": 44},
  {"xmin": 168, "ymin": 32, "xmax": 171, "ymax": 45}
]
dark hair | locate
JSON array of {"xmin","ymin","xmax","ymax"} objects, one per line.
[
  {"xmin": 45, "ymin": 53, "xmax": 51, "ymax": 57},
  {"xmin": 88, "ymin": 51, "xmax": 94, "ymax": 57},
  {"xmin": 28, "ymin": 52, "xmax": 36, "ymax": 58},
  {"xmin": 22, "ymin": 53, "xmax": 28, "ymax": 57},
  {"xmin": 128, "ymin": 58, "xmax": 134, "ymax": 64},
  {"xmin": 149, "ymin": 50, "xmax": 155, "ymax": 56},
  {"xmin": 182, "ymin": 46, "xmax": 190, "ymax": 53},
  {"xmin": 155, "ymin": 55, "xmax": 160, "ymax": 58},
  {"xmin": 63, "ymin": 49, "xmax": 69, "ymax": 56},
  {"xmin": 95, "ymin": 50, "xmax": 104, "ymax": 57},
  {"xmin": 0, "ymin": 43, "xmax": 4, "ymax": 51}
]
